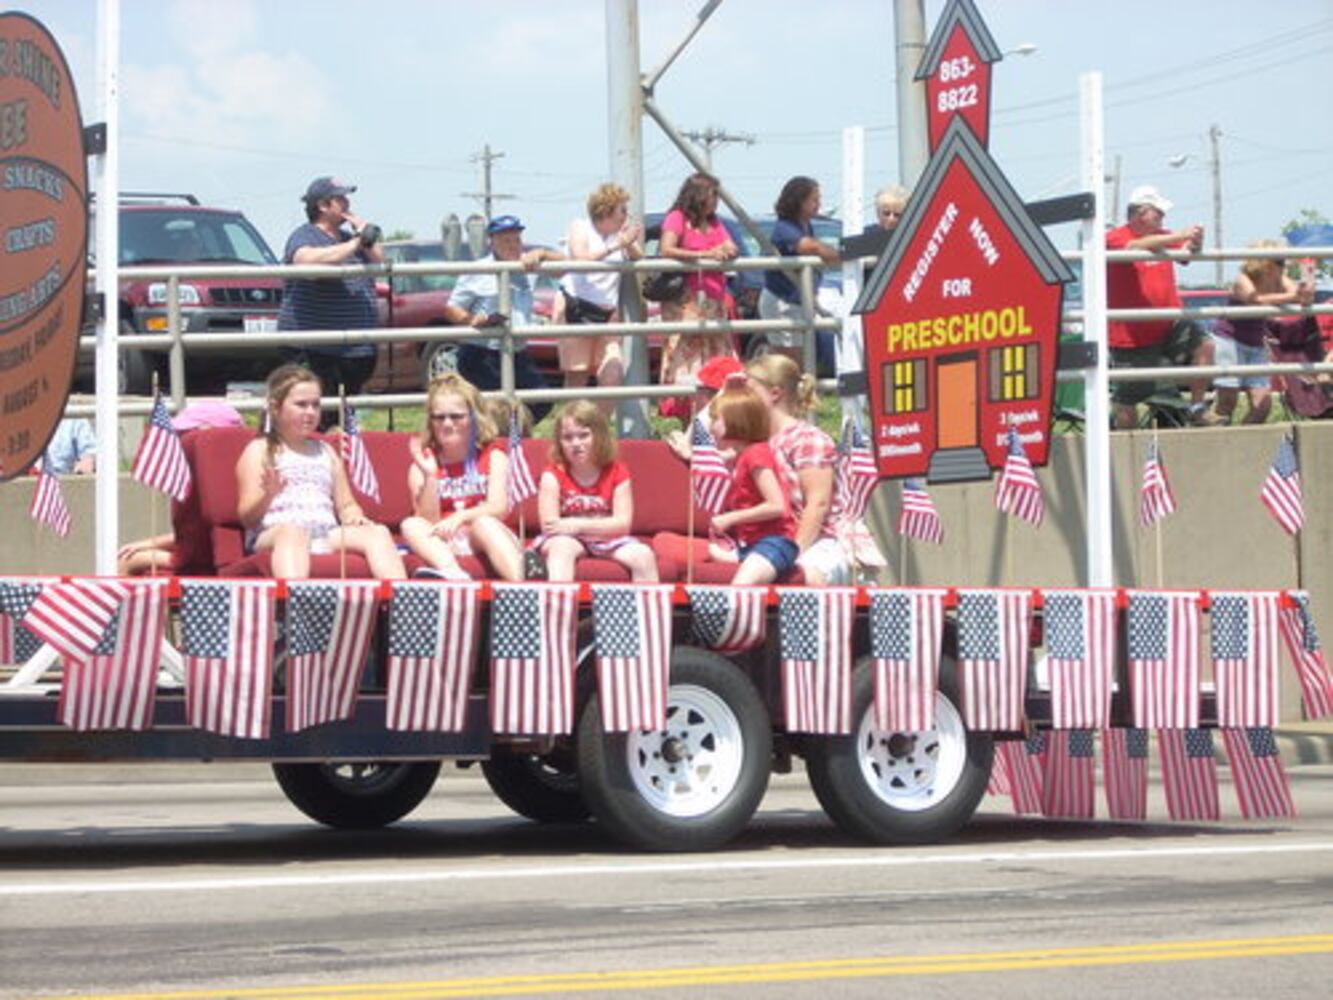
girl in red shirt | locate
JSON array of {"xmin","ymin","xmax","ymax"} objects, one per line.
[{"xmin": 532, "ymin": 400, "xmax": 658, "ymax": 582}]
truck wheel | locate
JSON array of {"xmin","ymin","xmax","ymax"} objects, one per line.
[
  {"xmin": 421, "ymin": 342, "xmax": 458, "ymax": 384},
  {"xmin": 119, "ymin": 322, "xmax": 153, "ymax": 395},
  {"xmin": 271, "ymin": 760, "xmax": 441, "ymax": 829},
  {"xmin": 804, "ymin": 659, "xmax": 992, "ymax": 845},
  {"xmin": 481, "ymin": 746, "xmax": 590, "ymax": 824},
  {"xmin": 576, "ymin": 647, "xmax": 771, "ymax": 852}
]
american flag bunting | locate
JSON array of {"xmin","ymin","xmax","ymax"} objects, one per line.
[
  {"xmin": 685, "ymin": 585, "xmax": 767, "ymax": 653},
  {"xmin": 1260, "ymin": 434, "xmax": 1304, "ymax": 535},
  {"xmin": 956, "ymin": 589, "xmax": 1032, "ymax": 732},
  {"xmin": 996, "ymin": 733, "xmax": 1045, "ymax": 815},
  {"xmin": 285, "ymin": 581, "xmax": 380, "ymax": 733},
  {"xmin": 592, "ymin": 584, "xmax": 674, "ymax": 732},
  {"xmin": 490, "ymin": 583, "xmax": 578, "ymax": 735},
  {"xmin": 1158, "ymin": 727, "xmax": 1220, "ymax": 821},
  {"xmin": 1041, "ymin": 729, "xmax": 1096, "ymax": 819},
  {"xmin": 690, "ymin": 416, "xmax": 731, "ymax": 515},
  {"xmin": 131, "ymin": 393, "xmax": 192, "ymax": 501},
  {"xmin": 340, "ymin": 402, "xmax": 381, "ymax": 504},
  {"xmin": 180, "ymin": 580, "xmax": 276, "ymax": 739},
  {"xmin": 29, "ymin": 460, "xmax": 71, "ymax": 537},
  {"xmin": 1210, "ymin": 592, "xmax": 1280, "ymax": 729},
  {"xmin": 899, "ymin": 479, "xmax": 944, "ymax": 545},
  {"xmin": 835, "ymin": 416, "xmax": 878, "ymax": 523},
  {"xmin": 1221, "ymin": 727, "xmax": 1295, "ymax": 820},
  {"xmin": 1139, "ymin": 440, "xmax": 1177, "ymax": 527},
  {"xmin": 778, "ymin": 588, "xmax": 856, "ymax": 734},
  {"xmin": 1277, "ymin": 591, "xmax": 1333, "ymax": 719},
  {"xmin": 868, "ymin": 588, "xmax": 945, "ymax": 732},
  {"xmin": 506, "ymin": 416, "xmax": 538, "ymax": 510},
  {"xmin": 1102, "ymin": 727, "xmax": 1150, "ymax": 821},
  {"xmin": 0, "ymin": 580, "xmax": 46, "ymax": 666},
  {"xmin": 994, "ymin": 427, "xmax": 1044, "ymax": 527},
  {"xmin": 1127, "ymin": 591, "xmax": 1200, "ymax": 729},
  {"xmin": 385, "ymin": 581, "xmax": 480, "ymax": 732},
  {"xmin": 21, "ymin": 577, "xmax": 127, "ymax": 663},
  {"xmin": 1043, "ymin": 589, "xmax": 1117, "ymax": 730}
]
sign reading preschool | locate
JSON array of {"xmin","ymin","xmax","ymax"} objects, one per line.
[{"xmin": 0, "ymin": 12, "xmax": 87, "ymax": 481}]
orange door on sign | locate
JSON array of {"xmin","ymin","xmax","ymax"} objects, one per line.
[{"xmin": 937, "ymin": 356, "xmax": 979, "ymax": 449}]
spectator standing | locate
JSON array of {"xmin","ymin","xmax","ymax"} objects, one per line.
[
  {"xmin": 1106, "ymin": 185, "xmax": 1220, "ymax": 428},
  {"xmin": 41, "ymin": 418, "xmax": 96, "ymax": 475},
  {"xmin": 279, "ymin": 177, "xmax": 384, "ymax": 429},
  {"xmin": 759, "ymin": 176, "xmax": 840, "ymax": 367}
]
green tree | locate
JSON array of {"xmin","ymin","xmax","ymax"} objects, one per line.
[{"xmin": 385, "ymin": 228, "xmax": 415, "ymax": 242}]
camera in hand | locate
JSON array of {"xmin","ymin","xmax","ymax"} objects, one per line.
[{"xmin": 358, "ymin": 223, "xmax": 382, "ymax": 248}]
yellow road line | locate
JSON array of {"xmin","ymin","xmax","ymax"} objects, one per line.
[{"xmin": 61, "ymin": 933, "xmax": 1333, "ymax": 1000}]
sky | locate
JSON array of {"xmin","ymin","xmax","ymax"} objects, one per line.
[{"xmin": 14, "ymin": 0, "xmax": 1333, "ymax": 273}]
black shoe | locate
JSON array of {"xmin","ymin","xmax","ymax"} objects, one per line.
[{"xmin": 523, "ymin": 549, "xmax": 548, "ymax": 581}]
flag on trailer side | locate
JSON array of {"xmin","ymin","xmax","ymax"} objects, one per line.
[
  {"xmin": 1260, "ymin": 434, "xmax": 1304, "ymax": 535},
  {"xmin": 868, "ymin": 588, "xmax": 945, "ymax": 733},
  {"xmin": 1042, "ymin": 589, "xmax": 1117, "ymax": 730},
  {"xmin": 1139, "ymin": 440, "xmax": 1177, "ymax": 527},
  {"xmin": 835, "ymin": 416, "xmax": 878, "ymax": 523},
  {"xmin": 956, "ymin": 589, "xmax": 1032, "ymax": 732},
  {"xmin": 1102, "ymin": 727, "xmax": 1150, "ymax": 821},
  {"xmin": 285, "ymin": 580, "xmax": 380, "ymax": 733},
  {"xmin": 899, "ymin": 479, "xmax": 944, "ymax": 545},
  {"xmin": 995, "ymin": 732, "xmax": 1045, "ymax": 815},
  {"xmin": 1277, "ymin": 591, "xmax": 1333, "ymax": 719},
  {"xmin": 1126, "ymin": 591, "xmax": 1201, "ymax": 730},
  {"xmin": 1210, "ymin": 592, "xmax": 1281, "ymax": 729},
  {"xmin": 179, "ymin": 580, "xmax": 276, "ymax": 740},
  {"xmin": 592, "ymin": 584, "xmax": 674, "ymax": 732},
  {"xmin": 506, "ymin": 414, "xmax": 538, "ymax": 510},
  {"xmin": 132, "ymin": 393, "xmax": 192, "ymax": 501},
  {"xmin": 0, "ymin": 580, "xmax": 46, "ymax": 666},
  {"xmin": 689, "ymin": 416, "xmax": 731, "ymax": 514},
  {"xmin": 340, "ymin": 402, "xmax": 381, "ymax": 504},
  {"xmin": 1041, "ymin": 729, "xmax": 1096, "ymax": 819},
  {"xmin": 685, "ymin": 585, "xmax": 767, "ymax": 654},
  {"xmin": 778, "ymin": 588, "xmax": 856, "ymax": 734},
  {"xmin": 1158, "ymin": 727, "xmax": 1220, "ymax": 822},
  {"xmin": 21, "ymin": 577, "xmax": 127, "ymax": 664},
  {"xmin": 385, "ymin": 581, "xmax": 480, "ymax": 732},
  {"xmin": 1221, "ymin": 727, "xmax": 1295, "ymax": 820},
  {"xmin": 29, "ymin": 459, "xmax": 71, "ymax": 537},
  {"xmin": 57, "ymin": 580, "xmax": 168, "ymax": 731},
  {"xmin": 994, "ymin": 427, "xmax": 1044, "ymax": 527},
  {"xmin": 490, "ymin": 583, "xmax": 578, "ymax": 735}
]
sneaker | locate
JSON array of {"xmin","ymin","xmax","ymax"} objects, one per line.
[
  {"xmin": 414, "ymin": 565, "xmax": 471, "ymax": 582},
  {"xmin": 523, "ymin": 549, "xmax": 548, "ymax": 581},
  {"xmin": 1188, "ymin": 403, "xmax": 1225, "ymax": 427}
]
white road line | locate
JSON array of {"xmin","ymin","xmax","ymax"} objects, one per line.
[{"xmin": 2, "ymin": 841, "xmax": 1331, "ymax": 898}]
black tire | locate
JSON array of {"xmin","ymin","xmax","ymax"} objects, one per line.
[
  {"xmin": 804, "ymin": 656, "xmax": 993, "ymax": 845},
  {"xmin": 576, "ymin": 646, "xmax": 771, "ymax": 852},
  {"xmin": 271, "ymin": 760, "xmax": 441, "ymax": 830},
  {"xmin": 119, "ymin": 321, "xmax": 153, "ymax": 395},
  {"xmin": 481, "ymin": 746, "xmax": 590, "ymax": 824},
  {"xmin": 421, "ymin": 341, "xmax": 458, "ymax": 385}
]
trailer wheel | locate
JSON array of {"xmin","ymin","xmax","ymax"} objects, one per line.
[
  {"xmin": 576, "ymin": 647, "xmax": 771, "ymax": 852},
  {"xmin": 271, "ymin": 761, "xmax": 441, "ymax": 829},
  {"xmin": 481, "ymin": 746, "xmax": 590, "ymax": 824},
  {"xmin": 805, "ymin": 659, "xmax": 992, "ymax": 845}
]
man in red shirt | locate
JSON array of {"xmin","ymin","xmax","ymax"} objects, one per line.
[{"xmin": 1106, "ymin": 185, "xmax": 1220, "ymax": 428}]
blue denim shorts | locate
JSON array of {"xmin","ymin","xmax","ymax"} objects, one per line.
[{"xmin": 739, "ymin": 536, "xmax": 800, "ymax": 579}]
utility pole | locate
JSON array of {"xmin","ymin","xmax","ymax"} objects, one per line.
[
  {"xmin": 1208, "ymin": 123, "xmax": 1223, "ymax": 285},
  {"xmin": 894, "ymin": 0, "xmax": 929, "ymax": 188},
  {"xmin": 460, "ymin": 144, "xmax": 516, "ymax": 221},
  {"xmin": 1106, "ymin": 152, "xmax": 1122, "ymax": 221},
  {"xmin": 680, "ymin": 125, "xmax": 755, "ymax": 171}
]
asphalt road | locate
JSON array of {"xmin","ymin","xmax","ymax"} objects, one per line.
[{"xmin": 1, "ymin": 762, "xmax": 1331, "ymax": 999}]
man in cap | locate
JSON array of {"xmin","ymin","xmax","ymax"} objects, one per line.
[
  {"xmin": 278, "ymin": 176, "xmax": 384, "ymax": 426},
  {"xmin": 441, "ymin": 215, "xmax": 563, "ymax": 422},
  {"xmin": 1106, "ymin": 185, "xmax": 1220, "ymax": 428}
]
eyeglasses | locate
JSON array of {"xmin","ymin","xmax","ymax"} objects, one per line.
[
  {"xmin": 878, "ymin": 207, "xmax": 903, "ymax": 217},
  {"xmin": 429, "ymin": 412, "xmax": 469, "ymax": 423}
]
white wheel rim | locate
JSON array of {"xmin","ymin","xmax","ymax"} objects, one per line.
[
  {"xmin": 623, "ymin": 683, "xmax": 745, "ymax": 818},
  {"xmin": 855, "ymin": 694, "xmax": 967, "ymax": 812}
]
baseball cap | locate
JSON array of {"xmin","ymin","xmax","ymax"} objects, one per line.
[
  {"xmin": 171, "ymin": 399, "xmax": 244, "ymax": 433},
  {"xmin": 696, "ymin": 355, "xmax": 745, "ymax": 390},
  {"xmin": 302, "ymin": 176, "xmax": 357, "ymax": 202},
  {"xmin": 1128, "ymin": 185, "xmax": 1172, "ymax": 214},
  {"xmin": 486, "ymin": 214, "xmax": 525, "ymax": 235}
]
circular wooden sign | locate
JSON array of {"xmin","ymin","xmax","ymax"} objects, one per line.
[{"xmin": 0, "ymin": 12, "xmax": 88, "ymax": 481}]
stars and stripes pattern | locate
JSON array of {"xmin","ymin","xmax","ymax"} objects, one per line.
[
  {"xmin": 339, "ymin": 402, "xmax": 381, "ymax": 504},
  {"xmin": 899, "ymin": 479, "xmax": 944, "ymax": 545},
  {"xmin": 1043, "ymin": 589, "xmax": 1117, "ymax": 730},
  {"xmin": 385, "ymin": 582, "xmax": 480, "ymax": 732},
  {"xmin": 21, "ymin": 578, "xmax": 127, "ymax": 664},
  {"xmin": 778, "ymin": 588, "xmax": 856, "ymax": 734},
  {"xmin": 1158, "ymin": 727, "xmax": 1220, "ymax": 821},
  {"xmin": 994, "ymin": 428, "xmax": 1044, "ymax": 527},
  {"xmin": 285, "ymin": 581, "xmax": 379, "ymax": 733},
  {"xmin": 490, "ymin": 583, "xmax": 578, "ymax": 735},
  {"xmin": 1221, "ymin": 727, "xmax": 1295, "ymax": 820},
  {"xmin": 834, "ymin": 416, "xmax": 878, "ymax": 523},
  {"xmin": 1139, "ymin": 440, "xmax": 1177, "ymax": 527},
  {"xmin": 1126, "ymin": 591, "xmax": 1200, "ymax": 730},
  {"xmin": 1041, "ymin": 729, "xmax": 1096, "ymax": 819},
  {"xmin": 179, "ymin": 580, "xmax": 276, "ymax": 740},
  {"xmin": 1102, "ymin": 727, "xmax": 1150, "ymax": 821},
  {"xmin": 1210, "ymin": 592, "xmax": 1281, "ymax": 729},
  {"xmin": 1277, "ymin": 591, "xmax": 1333, "ymax": 719},
  {"xmin": 685, "ymin": 585, "xmax": 767, "ymax": 653},
  {"xmin": 506, "ymin": 415, "xmax": 538, "ymax": 511},
  {"xmin": 29, "ymin": 459, "xmax": 71, "ymax": 537},
  {"xmin": 0, "ymin": 580, "xmax": 45, "ymax": 666},
  {"xmin": 1260, "ymin": 434, "xmax": 1304, "ymax": 535},
  {"xmin": 690, "ymin": 416, "xmax": 731, "ymax": 515},
  {"xmin": 131, "ymin": 393, "xmax": 192, "ymax": 501},
  {"xmin": 868, "ymin": 588, "xmax": 945, "ymax": 732},
  {"xmin": 57, "ymin": 580, "xmax": 168, "ymax": 731},
  {"xmin": 592, "ymin": 584, "xmax": 674, "ymax": 732},
  {"xmin": 956, "ymin": 589, "xmax": 1032, "ymax": 732},
  {"xmin": 995, "ymin": 732, "xmax": 1045, "ymax": 815}
]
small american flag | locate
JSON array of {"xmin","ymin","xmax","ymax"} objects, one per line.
[
  {"xmin": 956, "ymin": 589, "xmax": 1032, "ymax": 732},
  {"xmin": 1261, "ymin": 435, "xmax": 1304, "ymax": 535},
  {"xmin": 994, "ymin": 428, "xmax": 1044, "ymax": 527},
  {"xmin": 1043, "ymin": 589, "xmax": 1117, "ymax": 730},
  {"xmin": 1139, "ymin": 441, "xmax": 1177, "ymax": 527},
  {"xmin": 1102, "ymin": 727, "xmax": 1150, "ymax": 821},
  {"xmin": 21, "ymin": 578, "xmax": 127, "ymax": 664},
  {"xmin": 180, "ymin": 580, "xmax": 276, "ymax": 740},
  {"xmin": 385, "ymin": 582, "xmax": 480, "ymax": 732},
  {"xmin": 1158, "ymin": 727, "xmax": 1220, "ymax": 821},
  {"xmin": 868, "ymin": 588, "xmax": 945, "ymax": 732},
  {"xmin": 690, "ymin": 416, "xmax": 731, "ymax": 515},
  {"xmin": 285, "ymin": 581, "xmax": 379, "ymax": 733},
  {"xmin": 592, "ymin": 584, "xmax": 674, "ymax": 732},
  {"xmin": 1277, "ymin": 591, "xmax": 1333, "ymax": 719},
  {"xmin": 1041, "ymin": 729, "xmax": 1096, "ymax": 819},
  {"xmin": 131, "ymin": 393, "xmax": 192, "ymax": 501},
  {"xmin": 340, "ymin": 402, "xmax": 381, "ymax": 504},
  {"xmin": 1210, "ymin": 592, "xmax": 1280, "ymax": 729},
  {"xmin": 835, "ymin": 416, "xmax": 879, "ymax": 523},
  {"xmin": 996, "ymin": 732, "xmax": 1045, "ymax": 815},
  {"xmin": 899, "ymin": 479, "xmax": 944, "ymax": 545},
  {"xmin": 1221, "ymin": 727, "xmax": 1295, "ymax": 820},
  {"xmin": 778, "ymin": 588, "xmax": 856, "ymax": 734},
  {"xmin": 686, "ymin": 585, "xmax": 767, "ymax": 653},
  {"xmin": 29, "ymin": 460, "xmax": 71, "ymax": 537},
  {"xmin": 490, "ymin": 583, "xmax": 578, "ymax": 735},
  {"xmin": 506, "ymin": 415, "xmax": 538, "ymax": 510},
  {"xmin": 1127, "ymin": 591, "xmax": 1200, "ymax": 730},
  {"xmin": 0, "ymin": 580, "xmax": 46, "ymax": 666},
  {"xmin": 57, "ymin": 580, "xmax": 168, "ymax": 731}
]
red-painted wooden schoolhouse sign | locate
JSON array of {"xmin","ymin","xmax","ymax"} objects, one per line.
[{"xmin": 916, "ymin": 0, "xmax": 1002, "ymax": 152}]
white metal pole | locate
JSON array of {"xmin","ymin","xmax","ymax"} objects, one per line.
[
  {"xmin": 839, "ymin": 125, "xmax": 866, "ymax": 426},
  {"xmin": 1080, "ymin": 72, "xmax": 1113, "ymax": 588},
  {"xmin": 893, "ymin": 0, "xmax": 929, "ymax": 189},
  {"xmin": 93, "ymin": 0, "xmax": 120, "ymax": 575}
]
